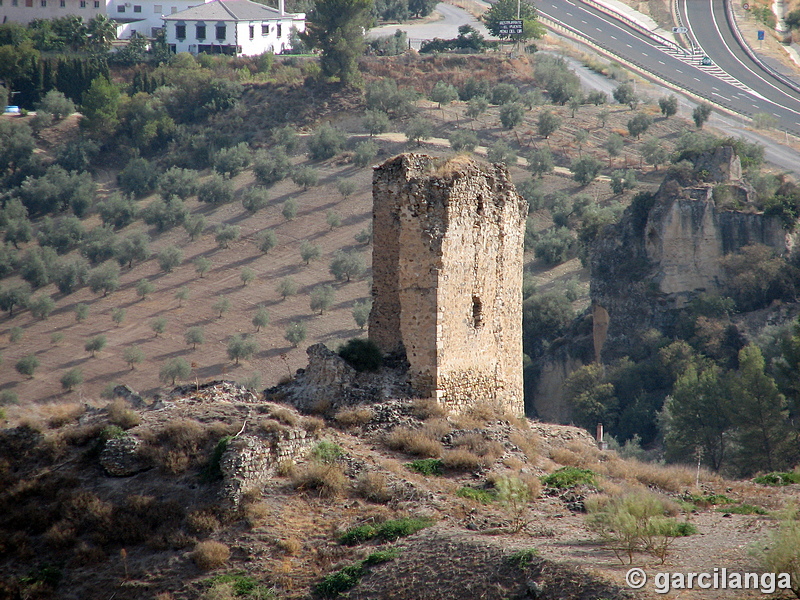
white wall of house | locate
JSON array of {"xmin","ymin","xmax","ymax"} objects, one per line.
[
  {"xmin": 0, "ymin": 0, "xmax": 105, "ymax": 26},
  {"xmin": 0, "ymin": 0, "xmax": 207, "ymax": 39},
  {"xmin": 167, "ymin": 15, "xmax": 303, "ymax": 55},
  {"xmin": 109, "ymin": 0, "xmax": 201, "ymax": 38}
]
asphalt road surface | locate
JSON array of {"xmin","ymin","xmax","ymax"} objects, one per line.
[{"xmin": 535, "ymin": 0, "xmax": 800, "ymax": 134}]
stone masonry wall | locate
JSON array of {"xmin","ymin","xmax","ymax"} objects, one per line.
[
  {"xmin": 370, "ymin": 154, "xmax": 527, "ymax": 414},
  {"xmin": 220, "ymin": 428, "xmax": 312, "ymax": 509}
]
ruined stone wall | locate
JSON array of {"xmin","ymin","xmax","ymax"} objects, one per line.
[
  {"xmin": 220, "ymin": 429, "xmax": 312, "ymax": 508},
  {"xmin": 370, "ymin": 154, "xmax": 527, "ymax": 414}
]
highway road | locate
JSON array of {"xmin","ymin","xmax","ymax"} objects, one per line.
[
  {"xmin": 535, "ymin": 0, "xmax": 800, "ymax": 134},
  {"xmin": 680, "ymin": 1, "xmax": 800, "ymax": 110}
]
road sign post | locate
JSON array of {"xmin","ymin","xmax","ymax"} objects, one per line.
[{"xmin": 498, "ymin": 19, "xmax": 524, "ymax": 36}]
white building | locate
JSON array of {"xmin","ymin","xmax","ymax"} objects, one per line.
[
  {"xmin": 0, "ymin": 0, "xmax": 207, "ymax": 39},
  {"xmin": 162, "ymin": 0, "xmax": 304, "ymax": 56}
]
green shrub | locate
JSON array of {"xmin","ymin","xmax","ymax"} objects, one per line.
[
  {"xmin": 311, "ymin": 441, "xmax": 343, "ymax": 464},
  {"xmin": 316, "ymin": 563, "xmax": 364, "ymax": 598},
  {"xmin": 541, "ymin": 466, "xmax": 597, "ymax": 489},
  {"xmin": 717, "ymin": 504, "xmax": 767, "ymax": 515},
  {"xmin": 376, "ymin": 517, "xmax": 433, "ymax": 541},
  {"xmin": 338, "ymin": 338, "xmax": 383, "ymax": 372},
  {"xmin": 754, "ymin": 471, "xmax": 800, "ymax": 486},
  {"xmin": 456, "ymin": 486, "xmax": 495, "ymax": 504},
  {"xmin": 203, "ymin": 572, "xmax": 275, "ymax": 598},
  {"xmin": 363, "ymin": 548, "xmax": 400, "ymax": 565},
  {"xmin": 586, "ymin": 491, "xmax": 695, "ymax": 564},
  {"xmin": 203, "ymin": 436, "xmax": 232, "ymax": 482},
  {"xmin": 407, "ymin": 458, "xmax": 443, "ymax": 476},
  {"xmin": 508, "ymin": 548, "xmax": 539, "ymax": 569},
  {"xmin": 339, "ymin": 517, "xmax": 434, "ymax": 545},
  {"xmin": 682, "ymin": 492, "xmax": 732, "ymax": 507}
]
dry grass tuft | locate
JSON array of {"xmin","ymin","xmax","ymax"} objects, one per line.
[
  {"xmin": 106, "ymin": 399, "xmax": 141, "ymax": 429},
  {"xmin": 550, "ymin": 447, "xmax": 583, "ymax": 468},
  {"xmin": 452, "ymin": 432, "xmax": 504, "ymax": 460},
  {"xmin": 465, "ymin": 401, "xmax": 507, "ymax": 423},
  {"xmin": 276, "ymin": 536, "xmax": 302, "ymax": 555},
  {"xmin": 411, "ymin": 398, "xmax": 447, "ymax": 420},
  {"xmin": 604, "ymin": 458, "xmax": 699, "ymax": 493},
  {"xmin": 43, "ymin": 402, "xmax": 85, "ymax": 429},
  {"xmin": 192, "ymin": 540, "xmax": 231, "ymax": 571},
  {"xmin": 334, "ymin": 406, "xmax": 373, "ymax": 428},
  {"xmin": 441, "ymin": 448, "xmax": 483, "ymax": 471},
  {"xmin": 384, "ymin": 427, "xmax": 443, "ymax": 458},
  {"xmin": 244, "ymin": 502, "xmax": 269, "ymax": 528},
  {"xmin": 270, "ymin": 407, "xmax": 299, "ymax": 427},
  {"xmin": 355, "ymin": 472, "xmax": 393, "ymax": 503},
  {"xmin": 259, "ymin": 418, "xmax": 289, "ymax": 435},
  {"xmin": 186, "ymin": 509, "xmax": 221, "ymax": 534},
  {"xmin": 275, "ymin": 459, "xmax": 297, "ymax": 478},
  {"xmin": 509, "ymin": 431, "xmax": 538, "ymax": 462},
  {"xmin": 302, "ymin": 416, "xmax": 326, "ymax": 436},
  {"xmin": 292, "ymin": 463, "xmax": 347, "ymax": 498}
]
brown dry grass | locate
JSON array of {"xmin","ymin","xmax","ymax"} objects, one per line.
[
  {"xmin": 410, "ymin": 398, "xmax": 447, "ymax": 420},
  {"xmin": 384, "ymin": 427, "xmax": 443, "ymax": 458},
  {"xmin": 292, "ymin": 463, "xmax": 347, "ymax": 498},
  {"xmin": 354, "ymin": 472, "xmax": 393, "ymax": 503},
  {"xmin": 334, "ymin": 406, "xmax": 374, "ymax": 428},
  {"xmin": 192, "ymin": 540, "xmax": 231, "ymax": 571},
  {"xmin": 106, "ymin": 399, "xmax": 141, "ymax": 429}
]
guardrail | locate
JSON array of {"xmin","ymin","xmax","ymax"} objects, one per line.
[
  {"xmin": 538, "ymin": 13, "xmax": 762, "ymax": 123},
  {"xmin": 579, "ymin": 0, "xmax": 690, "ymax": 55},
  {"xmin": 723, "ymin": 0, "xmax": 800, "ymax": 96}
]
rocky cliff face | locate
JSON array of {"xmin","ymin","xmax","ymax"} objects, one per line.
[{"xmin": 591, "ymin": 147, "xmax": 791, "ymax": 360}]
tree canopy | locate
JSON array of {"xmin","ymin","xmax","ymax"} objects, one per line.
[
  {"xmin": 483, "ymin": 0, "xmax": 545, "ymax": 40},
  {"xmin": 301, "ymin": 0, "xmax": 373, "ymax": 86}
]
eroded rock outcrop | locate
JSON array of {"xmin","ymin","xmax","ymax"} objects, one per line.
[{"xmin": 591, "ymin": 147, "xmax": 791, "ymax": 360}]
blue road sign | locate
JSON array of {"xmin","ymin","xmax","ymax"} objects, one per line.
[{"xmin": 757, "ymin": 30, "xmax": 765, "ymax": 40}]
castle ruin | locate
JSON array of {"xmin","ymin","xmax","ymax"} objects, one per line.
[{"xmin": 369, "ymin": 154, "xmax": 528, "ymax": 415}]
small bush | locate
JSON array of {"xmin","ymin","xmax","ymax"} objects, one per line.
[
  {"xmin": 355, "ymin": 472, "xmax": 392, "ymax": 503},
  {"xmin": 334, "ymin": 406, "xmax": 373, "ymax": 427},
  {"xmin": 586, "ymin": 491, "xmax": 695, "ymax": 564},
  {"xmin": 316, "ymin": 563, "xmax": 364, "ymax": 598},
  {"xmin": 339, "ymin": 517, "xmax": 433, "ymax": 545},
  {"xmin": 192, "ymin": 541, "xmax": 231, "ymax": 571},
  {"xmin": 106, "ymin": 400, "xmax": 141, "ymax": 429},
  {"xmin": 311, "ymin": 440, "xmax": 343, "ymax": 464},
  {"xmin": 441, "ymin": 448, "xmax": 484, "ymax": 471},
  {"xmin": 292, "ymin": 463, "xmax": 346, "ymax": 498},
  {"xmin": 754, "ymin": 471, "xmax": 800, "ymax": 486},
  {"xmin": 385, "ymin": 428, "xmax": 443, "ymax": 458},
  {"xmin": 508, "ymin": 548, "xmax": 539, "ymax": 569},
  {"xmin": 406, "ymin": 458, "xmax": 443, "ymax": 476},
  {"xmin": 541, "ymin": 466, "xmax": 597, "ymax": 489},
  {"xmin": 717, "ymin": 504, "xmax": 768, "ymax": 515},
  {"xmin": 456, "ymin": 486, "xmax": 495, "ymax": 504},
  {"xmin": 338, "ymin": 338, "xmax": 382, "ymax": 372}
]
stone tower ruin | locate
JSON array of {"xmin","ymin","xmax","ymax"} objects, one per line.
[{"xmin": 369, "ymin": 153, "xmax": 527, "ymax": 414}]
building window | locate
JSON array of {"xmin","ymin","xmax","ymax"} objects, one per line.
[
  {"xmin": 196, "ymin": 24, "xmax": 205, "ymax": 39},
  {"xmin": 41, "ymin": 0, "xmax": 46, "ymax": 6},
  {"xmin": 79, "ymin": 0, "xmax": 86, "ymax": 7},
  {"xmin": 12, "ymin": 0, "xmax": 18, "ymax": 6},
  {"xmin": 133, "ymin": 4, "xmax": 141, "ymax": 11},
  {"xmin": 94, "ymin": 1, "xmax": 99, "ymax": 6},
  {"xmin": 472, "ymin": 296, "xmax": 483, "ymax": 328},
  {"xmin": 175, "ymin": 23, "xmax": 186, "ymax": 38},
  {"xmin": 154, "ymin": 4, "xmax": 161, "ymax": 12},
  {"xmin": 171, "ymin": 6, "xmax": 177, "ymax": 13},
  {"xmin": 25, "ymin": 0, "xmax": 33, "ymax": 7},
  {"xmin": 261, "ymin": 24, "xmax": 269, "ymax": 36},
  {"xmin": 60, "ymin": 0, "xmax": 65, "ymax": 6},
  {"xmin": 249, "ymin": 25, "xmax": 254, "ymax": 39},
  {"xmin": 276, "ymin": 23, "xmax": 281, "ymax": 37},
  {"xmin": 117, "ymin": 4, "xmax": 125, "ymax": 11},
  {"xmin": 216, "ymin": 25, "xmax": 225, "ymax": 40}
]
